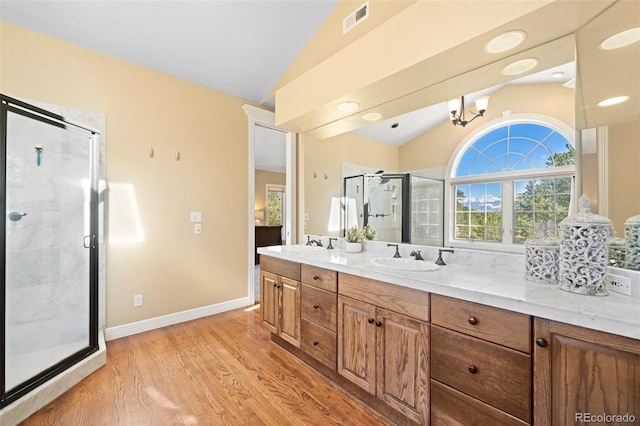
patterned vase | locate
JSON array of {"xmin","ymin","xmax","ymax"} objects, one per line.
[
  {"xmin": 624, "ymin": 214, "xmax": 640, "ymax": 271},
  {"xmin": 558, "ymin": 195, "xmax": 611, "ymax": 296}
]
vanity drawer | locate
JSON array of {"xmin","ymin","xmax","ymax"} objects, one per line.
[
  {"xmin": 431, "ymin": 380, "xmax": 529, "ymax": 426},
  {"xmin": 338, "ymin": 273, "xmax": 429, "ymax": 321},
  {"xmin": 431, "ymin": 325, "xmax": 531, "ymax": 423},
  {"xmin": 301, "ymin": 318, "xmax": 337, "ymax": 370},
  {"xmin": 431, "ymin": 294, "xmax": 531, "ymax": 353},
  {"xmin": 260, "ymin": 256, "xmax": 301, "ymax": 281},
  {"xmin": 302, "ymin": 264, "xmax": 337, "ymax": 292},
  {"xmin": 301, "ymin": 284, "xmax": 337, "ymax": 331}
]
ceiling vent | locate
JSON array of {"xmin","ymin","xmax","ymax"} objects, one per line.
[{"xmin": 343, "ymin": 1, "xmax": 369, "ymax": 34}]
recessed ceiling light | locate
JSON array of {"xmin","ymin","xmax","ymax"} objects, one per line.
[
  {"xmin": 502, "ymin": 58, "xmax": 539, "ymax": 76},
  {"xmin": 551, "ymin": 71, "xmax": 565, "ymax": 78},
  {"xmin": 337, "ymin": 101, "xmax": 359, "ymax": 112},
  {"xmin": 597, "ymin": 96, "xmax": 629, "ymax": 107},
  {"xmin": 600, "ymin": 27, "xmax": 640, "ymax": 50},
  {"xmin": 484, "ymin": 30, "xmax": 526, "ymax": 54},
  {"xmin": 362, "ymin": 112, "xmax": 382, "ymax": 121}
]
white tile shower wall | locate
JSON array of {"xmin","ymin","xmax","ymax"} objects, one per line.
[{"xmin": 5, "ymin": 111, "xmax": 91, "ymax": 371}]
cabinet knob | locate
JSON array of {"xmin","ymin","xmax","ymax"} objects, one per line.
[
  {"xmin": 468, "ymin": 365, "xmax": 478, "ymax": 374},
  {"xmin": 277, "ymin": 284, "xmax": 281, "ymax": 289},
  {"xmin": 375, "ymin": 321, "xmax": 382, "ymax": 327},
  {"xmin": 313, "ymin": 340, "xmax": 319, "ymax": 346},
  {"xmin": 273, "ymin": 283, "xmax": 278, "ymax": 288},
  {"xmin": 536, "ymin": 338, "xmax": 548, "ymax": 348},
  {"xmin": 368, "ymin": 318, "xmax": 375, "ymax": 324},
  {"xmin": 313, "ymin": 304, "xmax": 319, "ymax": 309},
  {"xmin": 468, "ymin": 317, "xmax": 478, "ymax": 325},
  {"xmin": 313, "ymin": 275, "xmax": 319, "ymax": 280}
]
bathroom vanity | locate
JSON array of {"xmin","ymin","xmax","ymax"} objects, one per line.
[{"xmin": 258, "ymin": 245, "xmax": 640, "ymax": 426}]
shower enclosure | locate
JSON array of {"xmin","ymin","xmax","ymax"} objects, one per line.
[
  {"xmin": 1, "ymin": 95, "xmax": 99, "ymax": 408},
  {"xmin": 343, "ymin": 173, "xmax": 444, "ymax": 245}
]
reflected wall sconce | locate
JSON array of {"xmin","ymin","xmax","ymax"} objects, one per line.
[{"xmin": 447, "ymin": 95, "xmax": 489, "ymax": 127}]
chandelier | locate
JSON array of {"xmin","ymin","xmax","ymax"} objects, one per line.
[{"xmin": 447, "ymin": 96, "xmax": 490, "ymax": 127}]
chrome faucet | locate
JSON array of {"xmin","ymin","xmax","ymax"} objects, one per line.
[
  {"xmin": 435, "ymin": 249, "xmax": 454, "ymax": 266},
  {"xmin": 410, "ymin": 250, "xmax": 425, "ymax": 261},
  {"xmin": 327, "ymin": 238, "xmax": 337, "ymax": 249},
  {"xmin": 387, "ymin": 243, "xmax": 401, "ymax": 258},
  {"xmin": 306, "ymin": 236, "xmax": 323, "ymax": 247}
]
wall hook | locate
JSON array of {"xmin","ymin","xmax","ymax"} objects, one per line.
[
  {"xmin": 175, "ymin": 151, "xmax": 181, "ymax": 161},
  {"xmin": 148, "ymin": 147, "xmax": 154, "ymax": 158},
  {"xmin": 324, "ymin": 173, "xmax": 328, "ymax": 180},
  {"xmin": 313, "ymin": 172, "xmax": 317, "ymax": 178}
]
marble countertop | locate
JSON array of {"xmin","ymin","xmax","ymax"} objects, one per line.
[{"xmin": 258, "ymin": 245, "xmax": 640, "ymax": 341}]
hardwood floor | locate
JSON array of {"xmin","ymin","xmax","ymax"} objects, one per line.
[{"xmin": 20, "ymin": 305, "xmax": 392, "ymax": 425}]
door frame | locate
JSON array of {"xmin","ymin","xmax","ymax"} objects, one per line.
[{"xmin": 242, "ymin": 105, "xmax": 296, "ymax": 305}]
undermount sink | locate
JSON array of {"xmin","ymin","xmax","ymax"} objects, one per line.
[
  {"xmin": 371, "ymin": 257, "xmax": 440, "ymax": 272},
  {"xmin": 281, "ymin": 244, "xmax": 325, "ymax": 253}
]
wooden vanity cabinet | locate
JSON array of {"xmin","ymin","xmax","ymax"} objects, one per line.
[
  {"xmin": 533, "ymin": 318, "xmax": 640, "ymax": 425},
  {"xmin": 300, "ymin": 265, "xmax": 337, "ymax": 369},
  {"xmin": 338, "ymin": 273, "xmax": 430, "ymax": 424},
  {"xmin": 430, "ymin": 294, "xmax": 532, "ymax": 425},
  {"xmin": 260, "ymin": 256, "xmax": 301, "ymax": 348}
]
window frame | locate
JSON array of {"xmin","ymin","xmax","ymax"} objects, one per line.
[{"xmin": 445, "ymin": 114, "xmax": 575, "ymax": 253}]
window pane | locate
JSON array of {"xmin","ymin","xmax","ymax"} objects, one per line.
[
  {"xmin": 454, "ymin": 182, "xmax": 502, "ymax": 242},
  {"xmin": 513, "ymin": 177, "xmax": 572, "ymax": 244}
]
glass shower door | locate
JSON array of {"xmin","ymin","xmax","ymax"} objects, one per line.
[{"xmin": 1, "ymin": 97, "xmax": 98, "ymax": 407}]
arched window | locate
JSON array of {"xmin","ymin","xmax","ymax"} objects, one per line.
[{"xmin": 448, "ymin": 117, "xmax": 575, "ymax": 249}]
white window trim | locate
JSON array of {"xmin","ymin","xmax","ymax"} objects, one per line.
[{"xmin": 445, "ymin": 113, "xmax": 575, "ymax": 253}]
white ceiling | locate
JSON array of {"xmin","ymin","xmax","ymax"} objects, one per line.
[{"xmin": 0, "ymin": 0, "xmax": 576, "ymax": 172}]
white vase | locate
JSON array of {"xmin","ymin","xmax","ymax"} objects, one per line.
[{"xmin": 345, "ymin": 242, "xmax": 362, "ymax": 253}]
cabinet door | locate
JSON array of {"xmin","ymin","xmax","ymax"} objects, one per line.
[
  {"xmin": 534, "ymin": 318, "xmax": 640, "ymax": 426},
  {"xmin": 338, "ymin": 295, "xmax": 377, "ymax": 394},
  {"xmin": 376, "ymin": 308, "xmax": 430, "ymax": 425},
  {"xmin": 260, "ymin": 271, "xmax": 279, "ymax": 334},
  {"xmin": 279, "ymin": 277, "xmax": 301, "ymax": 348}
]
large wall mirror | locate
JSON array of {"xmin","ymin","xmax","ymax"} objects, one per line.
[{"xmin": 301, "ymin": 1, "xmax": 638, "ymax": 263}]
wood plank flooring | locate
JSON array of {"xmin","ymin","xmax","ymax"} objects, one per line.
[{"xmin": 20, "ymin": 305, "xmax": 393, "ymax": 425}]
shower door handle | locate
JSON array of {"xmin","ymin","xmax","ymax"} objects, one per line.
[{"xmin": 83, "ymin": 235, "xmax": 97, "ymax": 249}]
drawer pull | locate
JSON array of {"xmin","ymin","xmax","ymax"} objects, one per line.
[
  {"xmin": 368, "ymin": 318, "xmax": 375, "ymax": 324},
  {"xmin": 313, "ymin": 340, "xmax": 319, "ymax": 346},
  {"xmin": 468, "ymin": 316, "xmax": 478, "ymax": 325},
  {"xmin": 468, "ymin": 365, "xmax": 478, "ymax": 374},
  {"xmin": 375, "ymin": 321, "xmax": 382, "ymax": 327},
  {"xmin": 313, "ymin": 304, "xmax": 319, "ymax": 309},
  {"xmin": 536, "ymin": 338, "xmax": 548, "ymax": 348},
  {"xmin": 313, "ymin": 275, "xmax": 319, "ymax": 280}
]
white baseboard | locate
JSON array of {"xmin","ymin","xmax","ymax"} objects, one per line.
[{"xmin": 104, "ymin": 297, "xmax": 251, "ymax": 341}]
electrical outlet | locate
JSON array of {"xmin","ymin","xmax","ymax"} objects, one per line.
[
  {"xmin": 190, "ymin": 211, "xmax": 202, "ymax": 223},
  {"xmin": 194, "ymin": 223, "xmax": 202, "ymax": 234},
  {"xmin": 133, "ymin": 294, "xmax": 143, "ymax": 307},
  {"xmin": 606, "ymin": 273, "xmax": 632, "ymax": 296}
]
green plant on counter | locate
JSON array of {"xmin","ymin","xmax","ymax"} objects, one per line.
[
  {"xmin": 362, "ymin": 224, "xmax": 378, "ymax": 241},
  {"xmin": 346, "ymin": 225, "xmax": 378, "ymax": 243},
  {"xmin": 345, "ymin": 226, "xmax": 364, "ymax": 243}
]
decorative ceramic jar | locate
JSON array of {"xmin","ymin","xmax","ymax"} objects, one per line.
[
  {"xmin": 608, "ymin": 229, "xmax": 628, "ymax": 268},
  {"xmin": 524, "ymin": 221, "xmax": 560, "ymax": 284},
  {"xmin": 558, "ymin": 195, "xmax": 611, "ymax": 296},
  {"xmin": 624, "ymin": 214, "xmax": 640, "ymax": 270},
  {"xmin": 345, "ymin": 242, "xmax": 362, "ymax": 253}
]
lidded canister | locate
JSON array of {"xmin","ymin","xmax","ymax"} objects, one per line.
[
  {"xmin": 624, "ymin": 214, "xmax": 640, "ymax": 271},
  {"xmin": 524, "ymin": 221, "xmax": 560, "ymax": 284},
  {"xmin": 608, "ymin": 227, "xmax": 628, "ymax": 269},
  {"xmin": 558, "ymin": 195, "xmax": 611, "ymax": 296}
]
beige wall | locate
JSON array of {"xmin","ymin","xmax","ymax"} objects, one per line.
[
  {"xmin": 302, "ymin": 132, "xmax": 399, "ymax": 237},
  {"xmin": 254, "ymin": 170, "xmax": 286, "ymax": 225},
  {"xmin": 1, "ymin": 21, "xmax": 252, "ymax": 328},
  {"xmin": 399, "ymin": 83, "xmax": 575, "ymax": 172},
  {"xmin": 608, "ymin": 117, "xmax": 640, "ymax": 233}
]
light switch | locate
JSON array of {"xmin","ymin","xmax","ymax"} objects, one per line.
[
  {"xmin": 190, "ymin": 211, "xmax": 202, "ymax": 223},
  {"xmin": 194, "ymin": 223, "xmax": 202, "ymax": 234}
]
